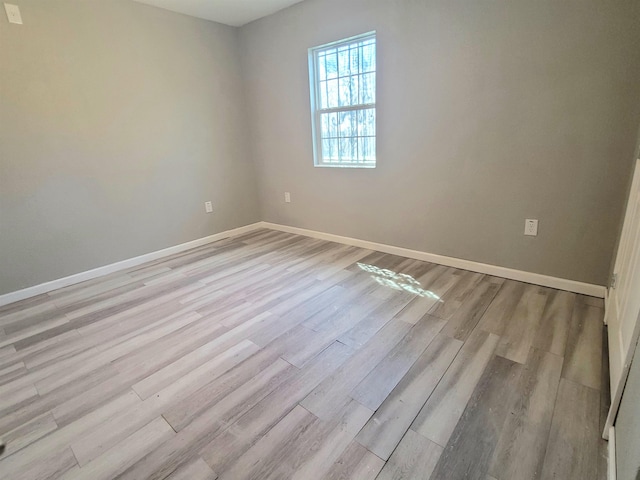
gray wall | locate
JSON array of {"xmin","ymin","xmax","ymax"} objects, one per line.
[
  {"xmin": 616, "ymin": 337, "xmax": 640, "ymax": 480},
  {"xmin": 239, "ymin": 0, "xmax": 640, "ymax": 286},
  {"xmin": 2, "ymin": 0, "xmax": 640, "ymax": 296},
  {"xmin": 0, "ymin": 0, "xmax": 260, "ymax": 295}
]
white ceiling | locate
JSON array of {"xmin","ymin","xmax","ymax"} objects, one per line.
[{"xmin": 133, "ymin": 0, "xmax": 306, "ymax": 27}]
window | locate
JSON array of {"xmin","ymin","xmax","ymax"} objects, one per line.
[{"xmin": 309, "ymin": 32, "xmax": 376, "ymax": 168}]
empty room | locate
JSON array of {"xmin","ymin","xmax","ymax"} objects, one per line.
[{"xmin": 2, "ymin": 0, "xmax": 640, "ymax": 479}]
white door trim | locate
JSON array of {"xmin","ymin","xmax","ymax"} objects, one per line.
[
  {"xmin": 608, "ymin": 426, "xmax": 617, "ymax": 480},
  {"xmin": 603, "ymin": 158, "xmax": 640, "ymax": 439}
]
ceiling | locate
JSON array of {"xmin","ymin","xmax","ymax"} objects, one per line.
[{"xmin": 132, "ymin": 0, "xmax": 306, "ymax": 27}]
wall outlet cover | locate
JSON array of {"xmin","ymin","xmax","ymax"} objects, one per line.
[
  {"xmin": 525, "ymin": 219, "xmax": 538, "ymax": 236},
  {"xmin": 4, "ymin": 3, "xmax": 22, "ymax": 24}
]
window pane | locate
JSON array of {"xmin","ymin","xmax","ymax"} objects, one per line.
[
  {"xmin": 321, "ymin": 113, "xmax": 329, "ymax": 137},
  {"xmin": 325, "ymin": 51, "xmax": 338, "ymax": 79},
  {"xmin": 338, "ymin": 111, "xmax": 354, "ymax": 138},
  {"xmin": 366, "ymin": 108, "xmax": 376, "ymax": 136},
  {"xmin": 358, "ymin": 137, "xmax": 376, "ymax": 163},
  {"xmin": 367, "ymin": 137, "xmax": 376, "ymax": 161},
  {"xmin": 354, "ymin": 108, "xmax": 376, "ymax": 137},
  {"xmin": 322, "ymin": 138, "xmax": 338, "ymax": 161},
  {"xmin": 360, "ymin": 73, "xmax": 375, "ymax": 104},
  {"xmin": 338, "ymin": 77, "xmax": 351, "ymax": 107},
  {"xmin": 322, "ymin": 139, "xmax": 331, "ymax": 159},
  {"xmin": 361, "ymin": 42, "xmax": 375, "ymax": 72},
  {"xmin": 319, "ymin": 80, "xmax": 327, "ymax": 109},
  {"xmin": 339, "ymin": 137, "xmax": 352, "ymax": 161},
  {"xmin": 317, "ymin": 53, "xmax": 326, "ymax": 81},
  {"xmin": 326, "ymin": 79, "xmax": 338, "ymax": 108},
  {"xmin": 357, "ymin": 109, "xmax": 366, "ymax": 136},
  {"xmin": 319, "ymin": 113, "xmax": 329, "ymax": 138},
  {"xmin": 319, "ymin": 111, "xmax": 338, "ymax": 138},
  {"xmin": 350, "ymin": 75, "xmax": 359, "ymax": 105},
  {"xmin": 349, "ymin": 110, "xmax": 358, "ymax": 141},
  {"xmin": 320, "ymin": 108, "xmax": 377, "ymax": 162},
  {"xmin": 350, "ymin": 45, "xmax": 360, "ymax": 75},
  {"xmin": 329, "ymin": 112, "xmax": 338, "ymax": 137},
  {"xmin": 338, "ymin": 46, "xmax": 350, "ymax": 77},
  {"xmin": 357, "ymin": 137, "xmax": 366, "ymax": 162}
]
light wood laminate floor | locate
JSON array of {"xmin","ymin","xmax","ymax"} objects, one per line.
[{"xmin": 0, "ymin": 229, "xmax": 609, "ymax": 480}]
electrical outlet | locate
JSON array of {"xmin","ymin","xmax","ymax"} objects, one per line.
[
  {"xmin": 524, "ymin": 219, "xmax": 538, "ymax": 236},
  {"xmin": 4, "ymin": 3, "xmax": 22, "ymax": 24},
  {"xmin": 284, "ymin": 192, "xmax": 291, "ymax": 203},
  {"xmin": 204, "ymin": 201, "xmax": 213, "ymax": 213}
]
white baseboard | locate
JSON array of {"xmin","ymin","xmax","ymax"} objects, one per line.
[
  {"xmin": 0, "ymin": 222, "xmax": 263, "ymax": 308},
  {"xmin": 608, "ymin": 426, "xmax": 616, "ymax": 480},
  {"xmin": 0, "ymin": 220, "xmax": 607, "ymax": 308},
  {"xmin": 261, "ymin": 222, "xmax": 607, "ymax": 298}
]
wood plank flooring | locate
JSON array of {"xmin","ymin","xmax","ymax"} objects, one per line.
[{"xmin": 0, "ymin": 229, "xmax": 608, "ymax": 480}]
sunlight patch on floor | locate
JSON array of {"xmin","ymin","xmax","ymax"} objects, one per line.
[{"xmin": 356, "ymin": 262, "xmax": 440, "ymax": 299}]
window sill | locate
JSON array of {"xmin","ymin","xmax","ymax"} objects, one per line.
[{"xmin": 314, "ymin": 164, "xmax": 376, "ymax": 169}]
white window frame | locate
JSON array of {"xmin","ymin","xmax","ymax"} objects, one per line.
[{"xmin": 308, "ymin": 31, "xmax": 377, "ymax": 168}]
